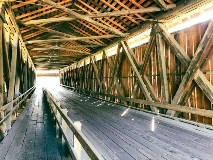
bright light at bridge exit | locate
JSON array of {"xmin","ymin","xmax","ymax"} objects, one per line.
[{"xmin": 36, "ymin": 70, "xmax": 60, "ymax": 88}]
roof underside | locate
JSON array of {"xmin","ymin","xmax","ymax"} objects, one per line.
[{"xmin": 10, "ymin": 0, "xmax": 212, "ymax": 69}]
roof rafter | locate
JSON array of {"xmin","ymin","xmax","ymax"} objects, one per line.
[
  {"xmin": 12, "ymin": 0, "xmax": 38, "ymax": 9},
  {"xmin": 16, "ymin": 0, "xmax": 70, "ymax": 20}
]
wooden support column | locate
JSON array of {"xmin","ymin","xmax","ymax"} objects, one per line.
[
  {"xmin": 1, "ymin": 6, "xmax": 10, "ymax": 90},
  {"xmin": 88, "ymin": 59, "xmax": 94, "ymax": 91},
  {"xmin": 23, "ymin": 58, "xmax": 28, "ymax": 92},
  {"xmin": 5, "ymin": 33, "xmax": 18, "ymax": 130},
  {"xmin": 15, "ymin": 46, "xmax": 21, "ymax": 98},
  {"xmin": 80, "ymin": 65, "xmax": 85, "ymax": 89},
  {"xmin": 33, "ymin": 70, "xmax": 35, "ymax": 87},
  {"xmin": 2, "ymin": 30, "xmax": 10, "ymax": 89},
  {"xmin": 0, "ymin": 3, "xmax": 6, "ymax": 139},
  {"xmin": 121, "ymin": 41, "xmax": 158, "ymax": 113},
  {"xmin": 28, "ymin": 66, "xmax": 32, "ymax": 89},
  {"xmin": 31, "ymin": 68, "xmax": 34, "ymax": 88},
  {"xmin": 156, "ymin": 33, "xmax": 169, "ymax": 103},
  {"xmin": 13, "ymin": 46, "xmax": 22, "ymax": 119},
  {"xmin": 82, "ymin": 61, "xmax": 87, "ymax": 89}
]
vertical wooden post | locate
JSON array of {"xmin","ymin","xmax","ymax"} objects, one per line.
[
  {"xmin": 6, "ymin": 33, "xmax": 18, "ymax": 130},
  {"xmin": 156, "ymin": 33, "xmax": 169, "ymax": 103},
  {"xmin": 0, "ymin": 3, "xmax": 6, "ymax": 139},
  {"xmin": 3, "ymin": 29, "xmax": 10, "ymax": 89},
  {"xmin": 24, "ymin": 58, "xmax": 28, "ymax": 92},
  {"xmin": 15, "ymin": 46, "xmax": 21, "ymax": 98}
]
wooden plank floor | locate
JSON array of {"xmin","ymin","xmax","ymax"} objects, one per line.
[
  {"xmin": 0, "ymin": 88, "xmax": 68, "ymax": 160},
  {"xmin": 48, "ymin": 86, "xmax": 213, "ymax": 160}
]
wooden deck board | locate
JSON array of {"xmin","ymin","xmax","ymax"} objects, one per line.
[
  {"xmin": 48, "ymin": 86, "xmax": 213, "ymax": 160},
  {"xmin": 0, "ymin": 88, "xmax": 65, "ymax": 160}
]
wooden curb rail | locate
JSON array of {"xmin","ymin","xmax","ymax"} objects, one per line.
[
  {"xmin": 43, "ymin": 88, "xmax": 104, "ymax": 160},
  {"xmin": 60, "ymin": 84, "xmax": 213, "ymax": 119}
]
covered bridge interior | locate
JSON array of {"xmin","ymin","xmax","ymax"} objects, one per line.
[{"xmin": 0, "ymin": 0, "xmax": 213, "ymax": 160}]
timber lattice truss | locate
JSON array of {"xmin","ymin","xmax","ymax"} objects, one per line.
[{"xmin": 60, "ymin": 21, "xmax": 213, "ymax": 124}]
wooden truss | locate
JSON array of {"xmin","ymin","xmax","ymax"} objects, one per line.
[
  {"xmin": 154, "ymin": 22, "xmax": 213, "ymax": 116},
  {"xmin": 0, "ymin": 4, "xmax": 36, "ymax": 139},
  {"xmin": 60, "ymin": 20, "xmax": 213, "ymax": 122}
]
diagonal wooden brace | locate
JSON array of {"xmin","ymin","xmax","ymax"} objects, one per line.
[
  {"xmin": 121, "ymin": 41, "xmax": 159, "ymax": 113},
  {"xmin": 155, "ymin": 23, "xmax": 213, "ymax": 106},
  {"xmin": 155, "ymin": 21, "xmax": 213, "ymax": 116}
]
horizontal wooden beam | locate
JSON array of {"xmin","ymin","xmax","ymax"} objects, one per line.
[
  {"xmin": 30, "ymin": 47, "xmax": 91, "ymax": 54},
  {"xmin": 34, "ymin": 56, "xmax": 75, "ymax": 60},
  {"xmin": 22, "ymin": 17, "xmax": 75, "ymax": 25},
  {"xmin": 59, "ymin": 44, "xmax": 103, "ymax": 48},
  {"xmin": 29, "ymin": 44, "xmax": 103, "ymax": 48},
  {"xmin": 34, "ymin": 60, "xmax": 74, "ymax": 63},
  {"xmin": 21, "ymin": 23, "xmax": 102, "ymax": 45},
  {"xmin": 31, "ymin": 54, "xmax": 84, "ymax": 58},
  {"xmin": 0, "ymin": 0, "xmax": 16, "ymax": 2},
  {"xmin": 21, "ymin": 7, "xmax": 171, "ymax": 25},
  {"xmin": 26, "ymin": 34, "xmax": 122, "ymax": 44},
  {"xmin": 34, "ymin": 61, "xmax": 71, "ymax": 64},
  {"xmin": 37, "ymin": 64, "xmax": 68, "ymax": 67},
  {"xmin": 80, "ymin": 89, "xmax": 213, "ymax": 118},
  {"xmin": 124, "ymin": 97, "xmax": 213, "ymax": 118}
]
